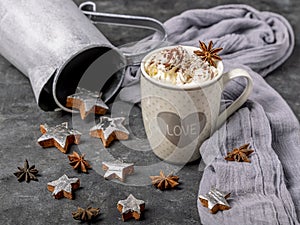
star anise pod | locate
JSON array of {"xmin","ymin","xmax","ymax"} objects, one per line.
[
  {"xmin": 68, "ymin": 151, "xmax": 92, "ymax": 173},
  {"xmin": 194, "ymin": 40, "xmax": 223, "ymax": 67},
  {"xmin": 150, "ymin": 171, "xmax": 179, "ymax": 190},
  {"xmin": 225, "ymin": 143, "xmax": 254, "ymax": 163},
  {"xmin": 13, "ymin": 159, "xmax": 38, "ymax": 183},
  {"xmin": 72, "ymin": 207, "xmax": 100, "ymax": 222}
]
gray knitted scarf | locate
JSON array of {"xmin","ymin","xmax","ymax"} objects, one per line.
[{"xmin": 119, "ymin": 4, "xmax": 300, "ymax": 225}]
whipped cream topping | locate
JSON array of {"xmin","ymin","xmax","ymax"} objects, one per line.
[{"xmin": 144, "ymin": 46, "xmax": 218, "ymax": 86}]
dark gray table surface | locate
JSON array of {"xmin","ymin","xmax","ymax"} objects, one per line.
[{"xmin": 1, "ymin": 0, "xmax": 299, "ymax": 224}]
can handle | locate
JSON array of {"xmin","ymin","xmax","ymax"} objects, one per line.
[{"xmin": 79, "ymin": 1, "xmax": 168, "ymax": 65}]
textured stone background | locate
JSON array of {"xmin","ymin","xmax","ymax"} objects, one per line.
[{"xmin": 0, "ymin": 0, "xmax": 299, "ymax": 224}]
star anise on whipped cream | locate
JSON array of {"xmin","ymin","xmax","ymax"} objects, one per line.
[
  {"xmin": 194, "ymin": 40, "xmax": 223, "ymax": 67},
  {"xmin": 225, "ymin": 143, "xmax": 254, "ymax": 163},
  {"xmin": 150, "ymin": 170, "xmax": 179, "ymax": 190}
]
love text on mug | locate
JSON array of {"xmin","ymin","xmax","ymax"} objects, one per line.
[{"xmin": 154, "ymin": 112, "xmax": 206, "ymax": 148}]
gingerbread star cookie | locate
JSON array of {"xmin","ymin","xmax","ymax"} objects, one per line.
[
  {"xmin": 47, "ymin": 174, "xmax": 80, "ymax": 200},
  {"xmin": 38, "ymin": 122, "xmax": 81, "ymax": 153},
  {"xmin": 102, "ymin": 161, "xmax": 134, "ymax": 182},
  {"xmin": 117, "ymin": 194, "xmax": 145, "ymax": 221},
  {"xmin": 199, "ymin": 187, "xmax": 231, "ymax": 214},
  {"xmin": 66, "ymin": 87, "xmax": 108, "ymax": 119},
  {"xmin": 89, "ymin": 116, "xmax": 129, "ymax": 147}
]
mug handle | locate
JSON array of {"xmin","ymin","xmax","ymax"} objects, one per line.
[{"xmin": 216, "ymin": 68, "xmax": 253, "ymax": 128}]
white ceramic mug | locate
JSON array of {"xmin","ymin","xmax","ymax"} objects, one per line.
[{"xmin": 140, "ymin": 45, "xmax": 253, "ymax": 164}]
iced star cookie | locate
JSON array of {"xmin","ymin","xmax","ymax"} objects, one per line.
[
  {"xmin": 89, "ymin": 116, "xmax": 129, "ymax": 147},
  {"xmin": 38, "ymin": 122, "xmax": 81, "ymax": 153}
]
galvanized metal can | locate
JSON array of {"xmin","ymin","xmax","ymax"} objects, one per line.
[{"xmin": 0, "ymin": 0, "xmax": 124, "ymax": 111}]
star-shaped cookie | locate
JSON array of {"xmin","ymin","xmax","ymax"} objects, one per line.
[
  {"xmin": 66, "ymin": 87, "xmax": 108, "ymax": 119},
  {"xmin": 89, "ymin": 116, "xmax": 129, "ymax": 147},
  {"xmin": 117, "ymin": 194, "xmax": 145, "ymax": 221},
  {"xmin": 199, "ymin": 187, "xmax": 231, "ymax": 214},
  {"xmin": 102, "ymin": 161, "xmax": 134, "ymax": 182},
  {"xmin": 38, "ymin": 122, "xmax": 81, "ymax": 153},
  {"xmin": 47, "ymin": 174, "xmax": 80, "ymax": 199}
]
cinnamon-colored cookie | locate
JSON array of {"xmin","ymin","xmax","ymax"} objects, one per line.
[
  {"xmin": 199, "ymin": 187, "xmax": 231, "ymax": 214},
  {"xmin": 102, "ymin": 161, "xmax": 134, "ymax": 182},
  {"xmin": 38, "ymin": 122, "xmax": 81, "ymax": 154},
  {"xmin": 66, "ymin": 87, "xmax": 108, "ymax": 119},
  {"xmin": 89, "ymin": 116, "xmax": 129, "ymax": 147},
  {"xmin": 47, "ymin": 174, "xmax": 80, "ymax": 200},
  {"xmin": 117, "ymin": 194, "xmax": 145, "ymax": 221}
]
